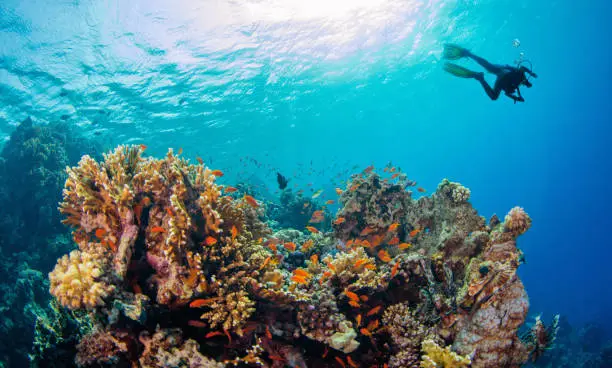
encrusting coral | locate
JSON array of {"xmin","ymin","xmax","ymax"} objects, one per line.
[{"xmin": 45, "ymin": 151, "xmax": 553, "ymax": 367}]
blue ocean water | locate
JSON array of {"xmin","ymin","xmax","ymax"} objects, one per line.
[{"xmin": 1, "ymin": 0, "xmax": 611, "ymax": 355}]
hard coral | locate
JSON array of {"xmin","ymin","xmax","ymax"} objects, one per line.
[
  {"xmin": 420, "ymin": 339, "xmax": 471, "ymax": 368},
  {"xmin": 139, "ymin": 328, "xmax": 224, "ymax": 368},
  {"xmin": 504, "ymin": 206, "xmax": 532, "ymax": 237},
  {"xmin": 75, "ymin": 329, "xmax": 130, "ymax": 367},
  {"xmin": 49, "ymin": 250, "xmax": 113, "ymax": 310}
]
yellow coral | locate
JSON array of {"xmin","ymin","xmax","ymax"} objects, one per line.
[
  {"xmin": 49, "ymin": 250, "xmax": 113, "ymax": 310},
  {"xmin": 420, "ymin": 339, "xmax": 471, "ymax": 368}
]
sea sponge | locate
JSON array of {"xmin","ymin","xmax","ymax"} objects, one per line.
[
  {"xmin": 420, "ymin": 339, "xmax": 471, "ymax": 368},
  {"xmin": 49, "ymin": 250, "xmax": 113, "ymax": 310},
  {"xmin": 503, "ymin": 206, "xmax": 532, "ymax": 236}
]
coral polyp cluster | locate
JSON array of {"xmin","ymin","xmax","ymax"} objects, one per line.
[
  {"xmin": 43, "ymin": 147, "xmax": 555, "ymax": 367},
  {"xmin": 49, "ymin": 250, "xmax": 113, "ymax": 310}
]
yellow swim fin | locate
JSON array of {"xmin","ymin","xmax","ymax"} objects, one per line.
[
  {"xmin": 443, "ymin": 44, "xmax": 470, "ymax": 60},
  {"xmin": 444, "ymin": 62, "xmax": 480, "ymax": 79}
]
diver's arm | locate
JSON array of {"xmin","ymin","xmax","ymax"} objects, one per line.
[{"xmin": 505, "ymin": 91, "xmax": 523, "ymax": 103}]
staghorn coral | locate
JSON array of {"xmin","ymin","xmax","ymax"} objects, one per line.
[
  {"xmin": 503, "ymin": 206, "xmax": 532, "ymax": 237},
  {"xmin": 420, "ymin": 339, "xmax": 472, "ymax": 368},
  {"xmin": 49, "ymin": 250, "xmax": 114, "ymax": 310}
]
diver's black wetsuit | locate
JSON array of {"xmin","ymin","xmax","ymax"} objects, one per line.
[{"xmin": 468, "ymin": 53, "xmax": 537, "ymax": 103}]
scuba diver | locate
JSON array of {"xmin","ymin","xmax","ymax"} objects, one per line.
[{"xmin": 442, "ymin": 44, "xmax": 537, "ymax": 103}]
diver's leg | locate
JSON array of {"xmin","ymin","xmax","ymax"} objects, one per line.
[
  {"xmin": 475, "ymin": 74, "xmax": 501, "ymax": 100},
  {"xmin": 467, "ymin": 52, "xmax": 504, "ymax": 75}
]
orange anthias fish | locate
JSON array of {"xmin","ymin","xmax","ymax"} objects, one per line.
[
  {"xmin": 360, "ymin": 327, "xmax": 372, "ymax": 336},
  {"xmin": 333, "ymin": 217, "xmax": 346, "ymax": 225},
  {"xmin": 259, "ymin": 256, "xmax": 271, "ymax": 270},
  {"xmin": 409, "ymin": 228, "xmax": 421, "ymax": 237},
  {"xmin": 325, "ymin": 199, "xmax": 335, "ymax": 205},
  {"xmin": 388, "ymin": 237, "xmax": 400, "ymax": 245},
  {"xmin": 335, "ymin": 188, "xmax": 343, "ymax": 195},
  {"xmin": 417, "ymin": 187, "xmax": 426, "ymax": 193},
  {"xmin": 359, "ymin": 295, "xmax": 369, "ymax": 302},
  {"xmin": 360, "ymin": 227, "xmax": 375, "ymax": 236},
  {"xmin": 335, "ymin": 357, "xmax": 347, "ymax": 368},
  {"xmin": 187, "ymin": 320, "xmax": 207, "ymax": 328},
  {"xmin": 302, "ymin": 239, "xmax": 314, "ymax": 252},
  {"xmin": 196, "ymin": 156, "xmax": 204, "ymax": 165},
  {"xmin": 204, "ymin": 236, "xmax": 218, "ymax": 246},
  {"xmin": 361, "ymin": 240, "xmax": 372, "ymax": 248},
  {"xmin": 225, "ymin": 186, "xmax": 238, "ymax": 193},
  {"xmin": 205, "ymin": 331, "xmax": 225, "ymax": 339},
  {"xmin": 366, "ymin": 305, "xmax": 382, "ymax": 316},
  {"xmin": 354, "ymin": 259, "xmax": 368, "ymax": 268},
  {"xmin": 391, "ymin": 262, "xmax": 400, "ymax": 277},
  {"xmin": 284, "ymin": 242, "xmax": 297, "ymax": 252},
  {"xmin": 349, "ymin": 300, "xmax": 360, "ymax": 308},
  {"xmin": 210, "ymin": 170, "xmax": 224, "ymax": 177},
  {"xmin": 364, "ymin": 165, "xmax": 374, "ymax": 173},
  {"xmin": 377, "ymin": 250, "xmax": 392, "ymax": 263},
  {"xmin": 139, "ymin": 144, "xmax": 147, "ymax": 151},
  {"xmin": 95, "ymin": 228, "xmax": 106, "ymax": 239},
  {"xmin": 293, "ymin": 268, "xmax": 312, "ymax": 279},
  {"xmin": 306, "ymin": 226, "xmax": 320, "ymax": 234},
  {"xmin": 346, "ymin": 356, "xmax": 359, "ymax": 368},
  {"xmin": 391, "ymin": 173, "xmax": 399, "ymax": 179},
  {"xmin": 244, "ymin": 195, "xmax": 259, "ymax": 208},
  {"xmin": 291, "ymin": 275, "xmax": 308, "ymax": 284},
  {"xmin": 309, "ymin": 210, "xmax": 325, "ymax": 223},
  {"xmin": 349, "ymin": 183, "xmax": 359, "ymax": 192},
  {"xmin": 387, "ymin": 223, "xmax": 400, "ymax": 232},
  {"xmin": 151, "ymin": 226, "xmax": 166, "ymax": 234},
  {"xmin": 310, "ymin": 254, "xmax": 319, "ymax": 265},
  {"xmin": 230, "ymin": 225, "xmax": 238, "ymax": 240},
  {"xmin": 356, "ymin": 314, "xmax": 362, "ymax": 327},
  {"xmin": 398, "ymin": 242, "xmax": 412, "ymax": 250},
  {"xmin": 344, "ymin": 290, "xmax": 360, "ymax": 302},
  {"xmin": 189, "ymin": 297, "xmax": 222, "ymax": 308},
  {"xmin": 178, "ymin": 147, "xmax": 183, "ymax": 155}
]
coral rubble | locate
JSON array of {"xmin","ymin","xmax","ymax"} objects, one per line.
[{"xmin": 44, "ymin": 151, "xmax": 553, "ymax": 367}]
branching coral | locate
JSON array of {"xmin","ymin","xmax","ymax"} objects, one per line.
[{"xmin": 49, "ymin": 250, "xmax": 114, "ymax": 310}]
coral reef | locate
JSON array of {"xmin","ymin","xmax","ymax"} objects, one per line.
[
  {"xmin": 44, "ymin": 155, "xmax": 551, "ymax": 367},
  {"xmin": 0, "ymin": 117, "xmax": 100, "ymax": 367}
]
